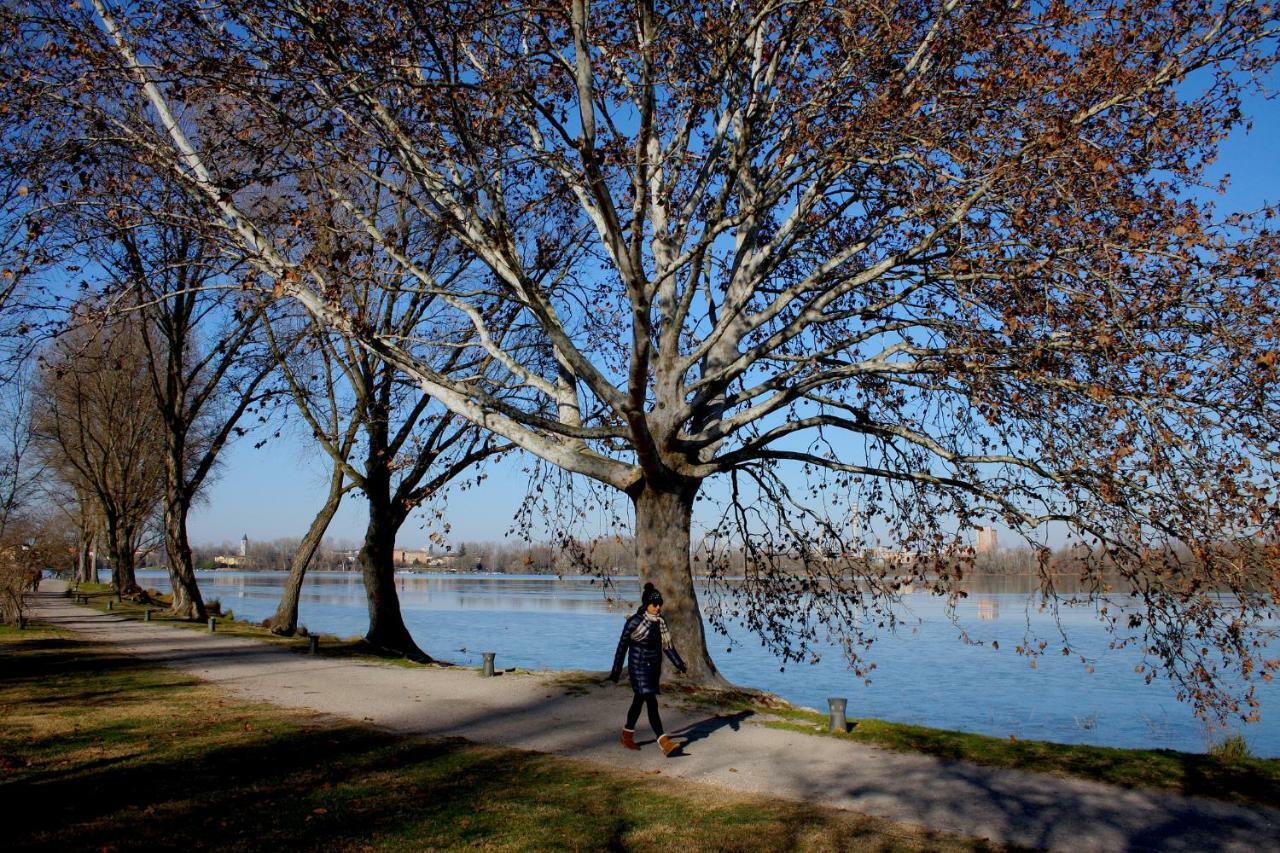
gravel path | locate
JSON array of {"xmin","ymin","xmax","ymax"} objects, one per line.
[{"xmin": 27, "ymin": 582, "xmax": 1280, "ymax": 852}]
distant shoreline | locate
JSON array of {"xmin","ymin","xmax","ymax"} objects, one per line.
[{"xmin": 147, "ymin": 567, "xmax": 1124, "ymax": 593}]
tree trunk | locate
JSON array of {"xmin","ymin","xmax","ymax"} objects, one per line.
[
  {"xmin": 163, "ymin": 488, "xmax": 206, "ymax": 620},
  {"xmin": 76, "ymin": 500, "xmax": 98, "ymax": 584},
  {"xmin": 632, "ymin": 479, "xmax": 728, "ymax": 687},
  {"xmin": 76, "ymin": 533, "xmax": 94, "ymax": 584},
  {"xmin": 105, "ymin": 519, "xmax": 140, "ymax": 596},
  {"xmin": 267, "ymin": 470, "xmax": 346, "ymax": 635},
  {"xmin": 359, "ymin": 489, "xmax": 430, "ymax": 661}
]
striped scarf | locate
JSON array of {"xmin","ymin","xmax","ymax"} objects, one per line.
[{"xmin": 630, "ymin": 612, "xmax": 672, "ymax": 650}]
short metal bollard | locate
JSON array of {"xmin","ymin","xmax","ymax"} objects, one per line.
[
  {"xmin": 482, "ymin": 651, "xmax": 496, "ymax": 677},
  {"xmin": 144, "ymin": 610, "xmax": 152, "ymax": 622},
  {"xmin": 309, "ymin": 635, "xmax": 320, "ymax": 655},
  {"xmin": 827, "ymin": 697, "xmax": 848, "ymax": 734},
  {"xmin": 107, "ymin": 600, "xmax": 113, "ymax": 611},
  {"xmin": 208, "ymin": 617, "xmax": 217, "ymax": 633}
]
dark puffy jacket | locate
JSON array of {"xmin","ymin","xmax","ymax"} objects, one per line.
[{"xmin": 609, "ymin": 612, "xmax": 686, "ymax": 695}]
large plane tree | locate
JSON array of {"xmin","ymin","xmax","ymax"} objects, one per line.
[{"xmin": 10, "ymin": 0, "xmax": 1279, "ymax": 718}]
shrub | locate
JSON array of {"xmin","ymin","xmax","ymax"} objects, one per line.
[
  {"xmin": 0, "ymin": 561, "xmax": 29, "ymax": 627},
  {"xmin": 0, "ymin": 528, "xmax": 52, "ymax": 627},
  {"xmin": 1209, "ymin": 734, "xmax": 1253, "ymax": 763}
]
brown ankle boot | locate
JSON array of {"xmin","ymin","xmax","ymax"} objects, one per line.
[
  {"xmin": 657, "ymin": 734, "xmax": 680, "ymax": 756},
  {"xmin": 620, "ymin": 729, "xmax": 640, "ymax": 750}
]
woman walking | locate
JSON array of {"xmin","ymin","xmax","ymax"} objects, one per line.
[{"xmin": 609, "ymin": 582, "xmax": 687, "ymax": 755}]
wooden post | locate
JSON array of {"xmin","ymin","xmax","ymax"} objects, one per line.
[
  {"xmin": 309, "ymin": 635, "xmax": 319, "ymax": 655},
  {"xmin": 482, "ymin": 651, "xmax": 496, "ymax": 677},
  {"xmin": 208, "ymin": 617, "xmax": 217, "ymax": 632}
]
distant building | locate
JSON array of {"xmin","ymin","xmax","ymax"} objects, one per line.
[
  {"xmin": 393, "ymin": 548, "xmax": 433, "ymax": 566},
  {"xmin": 214, "ymin": 554, "xmax": 245, "ymax": 568},
  {"xmin": 869, "ymin": 547, "xmax": 918, "ymax": 566},
  {"xmin": 976, "ymin": 527, "xmax": 998, "ymax": 554},
  {"xmin": 392, "ymin": 548, "xmax": 457, "ymax": 569},
  {"xmin": 240, "ymin": 534, "xmax": 248, "ymax": 557}
]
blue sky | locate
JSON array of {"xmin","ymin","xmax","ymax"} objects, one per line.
[{"xmin": 187, "ymin": 85, "xmax": 1280, "ymax": 551}]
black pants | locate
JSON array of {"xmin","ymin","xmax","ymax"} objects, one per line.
[{"xmin": 625, "ymin": 693, "xmax": 664, "ymax": 736}]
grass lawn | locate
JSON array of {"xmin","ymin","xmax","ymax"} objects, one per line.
[
  {"xmin": 674, "ymin": 687, "xmax": 1280, "ymax": 810},
  {"xmin": 0, "ymin": 625, "xmax": 1002, "ymax": 852}
]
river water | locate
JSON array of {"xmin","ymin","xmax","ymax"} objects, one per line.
[{"xmin": 133, "ymin": 569, "xmax": 1279, "ymax": 757}]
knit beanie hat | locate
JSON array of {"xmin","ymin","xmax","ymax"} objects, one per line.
[{"xmin": 641, "ymin": 583, "xmax": 663, "ymax": 607}]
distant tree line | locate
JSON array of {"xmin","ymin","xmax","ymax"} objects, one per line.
[
  {"xmin": 187, "ymin": 533, "xmax": 1144, "ymax": 581},
  {"xmin": 190, "ymin": 539, "xmax": 357, "ymax": 573}
]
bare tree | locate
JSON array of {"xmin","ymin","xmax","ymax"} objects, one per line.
[
  {"xmin": 0, "ymin": 357, "xmax": 41, "ymax": 535},
  {"xmin": 2, "ymin": 362, "xmax": 104, "ymax": 585},
  {"xmin": 0, "ymin": 100, "xmax": 54, "ymax": 377},
  {"xmin": 260, "ymin": 182, "xmax": 511, "ymax": 656},
  {"xmin": 99, "ymin": 206, "xmax": 277, "ymax": 620},
  {"xmin": 11, "ymin": 1, "xmax": 1280, "ymax": 717},
  {"xmin": 261, "ymin": 315, "xmax": 360, "ymax": 636},
  {"xmin": 67, "ymin": 482, "xmax": 100, "ymax": 585},
  {"xmin": 8, "ymin": 63, "xmax": 284, "ymax": 618},
  {"xmin": 32, "ymin": 310, "xmax": 166, "ymax": 596},
  {"xmin": 0, "ymin": 353, "xmax": 71, "ymax": 624}
]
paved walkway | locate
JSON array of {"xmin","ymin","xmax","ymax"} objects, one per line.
[{"xmin": 25, "ymin": 582, "xmax": 1280, "ymax": 852}]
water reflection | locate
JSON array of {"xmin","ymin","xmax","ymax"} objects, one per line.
[{"xmin": 137, "ymin": 569, "xmax": 1279, "ymax": 757}]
